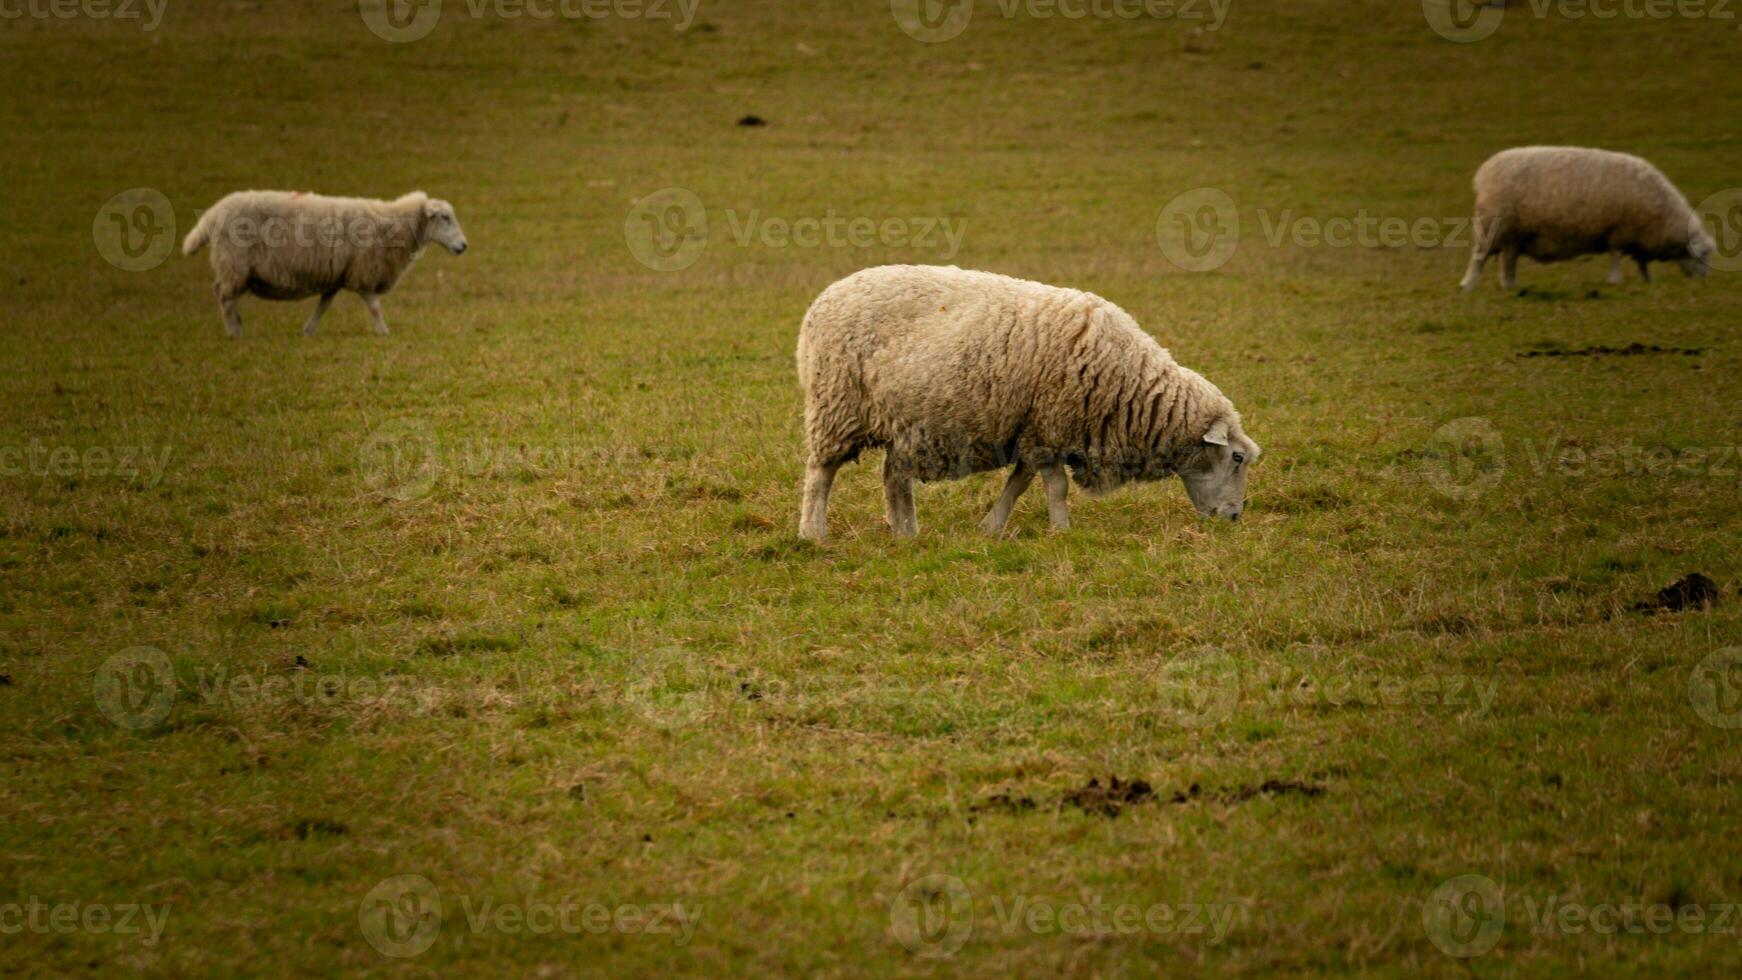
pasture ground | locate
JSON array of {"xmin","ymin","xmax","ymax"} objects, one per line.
[{"xmin": 2, "ymin": 0, "xmax": 1741, "ymax": 974}]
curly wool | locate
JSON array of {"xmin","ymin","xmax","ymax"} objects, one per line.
[
  {"xmin": 797, "ymin": 265, "xmax": 1241, "ymax": 493},
  {"xmin": 1470, "ymin": 147, "xmax": 1706, "ymax": 263},
  {"xmin": 182, "ymin": 190, "xmax": 435, "ymax": 300}
]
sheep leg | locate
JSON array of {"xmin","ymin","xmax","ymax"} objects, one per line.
[
  {"xmin": 1040, "ymin": 464, "xmax": 1070, "ymax": 532},
  {"xmin": 979, "ymin": 462, "xmax": 1034, "ymax": 534},
  {"xmin": 359, "ymin": 291, "xmax": 390, "ymax": 335},
  {"xmin": 303, "ymin": 290, "xmax": 338, "ymax": 336},
  {"xmin": 1458, "ymin": 248, "xmax": 1488, "ymax": 292},
  {"xmin": 214, "ymin": 282, "xmax": 242, "ymax": 339},
  {"xmin": 798, "ymin": 458, "xmax": 840, "ymax": 541},
  {"xmin": 1500, "ymin": 247, "xmax": 1519, "ymax": 289},
  {"xmin": 1607, "ymin": 252, "xmax": 1625, "ymax": 284},
  {"xmin": 1635, "ymin": 258, "xmax": 1652, "ymax": 284},
  {"xmin": 882, "ymin": 455, "xmax": 917, "ymax": 537}
]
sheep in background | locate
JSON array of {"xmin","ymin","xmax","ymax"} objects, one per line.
[
  {"xmin": 795, "ymin": 265, "xmax": 1260, "ymax": 540},
  {"xmin": 181, "ymin": 190, "xmax": 468, "ymax": 337},
  {"xmin": 1460, "ymin": 146, "xmax": 1715, "ymax": 291}
]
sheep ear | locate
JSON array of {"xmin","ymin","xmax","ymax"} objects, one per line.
[{"xmin": 1203, "ymin": 420, "xmax": 1230, "ymax": 446}]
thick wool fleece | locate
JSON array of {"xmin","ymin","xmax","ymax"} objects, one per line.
[
  {"xmin": 797, "ymin": 265, "xmax": 1242, "ymax": 493},
  {"xmin": 1471, "ymin": 147, "xmax": 1706, "ymax": 263},
  {"xmin": 182, "ymin": 190, "xmax": 434, "ymax": 299}
]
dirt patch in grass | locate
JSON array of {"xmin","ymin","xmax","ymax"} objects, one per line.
[
  {"xmin": 1063, "ymin": 776, "xmax": 1154, "ymax": 817},
  {"xmin": 1219, "ymin": 779, "xmax": 1327, "ymax": 802},
  {"xmin": 1519, "ymin": 342, "xmax": 1706, "ymax": 358},
  {"xmin": 1633, "ymin": 572, "xmax": 1720, "ymax": 613},
  {"xmin": 979, "ymin": 777, "xmax": 1327, "ymax": 819},
  {"xmin": 969, "ymin": 791, "xmax": 1037, "ymax": 815},
  {"xmin": 415, "ymin": 633, "xmax": 523, "ymax": 657},
  {"xmin": 288, "ymin": 818, "xmax": 348, "ymax": 840}
]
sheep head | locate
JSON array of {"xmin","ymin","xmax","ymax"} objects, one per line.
[{"xmin": 1176, "ymin": 417, "xmax": 1260, "ymax": 522}]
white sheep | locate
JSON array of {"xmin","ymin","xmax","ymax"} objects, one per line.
[
  {"xmin": 181, "ymin": 190, "xmax": 468, "ymax": 337},
  {"xmin": 796, "ymin": 265, "xmax": 1260, "ymax": 540},
  {"xmin": 1460, "ymin": 146, "xmax": 1715, "ymax": 291}
]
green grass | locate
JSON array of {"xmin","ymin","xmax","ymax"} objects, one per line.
[{"xmin": 3, "ymin": 0, "xmax": 1742, "ymax": 975}]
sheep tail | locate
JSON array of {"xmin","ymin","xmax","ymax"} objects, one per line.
[{"xmin": 181, "ymin": 209, "xmax": 219, "ymax": 256}]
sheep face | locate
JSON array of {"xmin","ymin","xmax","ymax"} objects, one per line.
[
  {"xmin": 1680, "ymin": 226, "xmax": 1717, "ymax": 278},
  {"xmin": 423, "ymin": 199, "xmax": 470, "ymax": 254},
  {"xmin": 1176, "ymin": 419, "xmax": 1259, "ymax": 522}
]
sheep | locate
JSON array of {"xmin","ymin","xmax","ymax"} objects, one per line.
[
  {"xmin": 181, "ymin": 190, "xmax": 468, "ymax": 337},
  {"xmin": 795, "ymin": 265, "xmax": 1260, "ymax": 540},
  {"xmin": 1460, "ymin": 146, "xmax": 1715, "ymax": 291}
]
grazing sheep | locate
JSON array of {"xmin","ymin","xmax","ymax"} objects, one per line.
[
  {"xmin": 796, "ymin": 265, "xmax": 1260, "ymax": 540},
  {"xmin": 181, "ymin": 190, "xmax": 468, "ymax": 337},
  {"xmin": 1460, "ymin": 146, "xmax": 1715, "ymax": 291}
]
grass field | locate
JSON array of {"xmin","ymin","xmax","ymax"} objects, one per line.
[{"xmin": 3, "ymin": 0, "xmax": 1742, "ymax": 974}]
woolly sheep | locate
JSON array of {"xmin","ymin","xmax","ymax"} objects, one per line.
[
  {"xmin": 1460, "ymin": 146, "xmax": 1715, "ymax": 291},
  {"xmin": 181, "ymin": 190, "xmax": 468, "ymax": 337},
  {"xmin": 795, "ymin": 265, "xmax": 1260, "ymax": 540}
]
